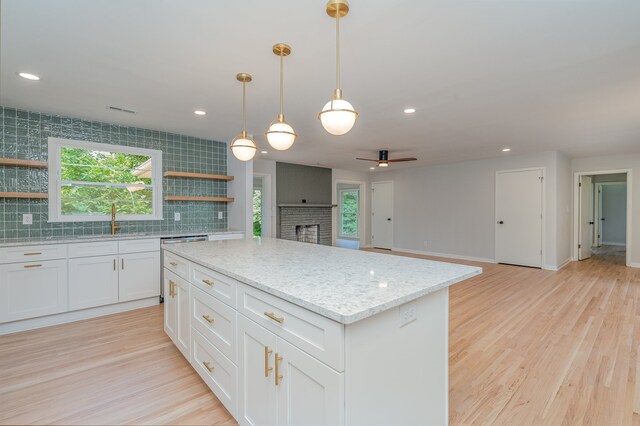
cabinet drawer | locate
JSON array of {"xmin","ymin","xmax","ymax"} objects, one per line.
[
  {"xmin": 68, "ymin": 241, "xmax": 118, "ymax": 258},
  {"xmin": 164, "ymin": 251, "xmax": 189, "ymax": 280},
  {"xmin": 0, "ymin": 244, "xmax": 67, "ymax": 264},
  {"xmin": 191, "ymin": 264, "xmax": 237, "ymax": 309},
  {"xmin": 192, "ymin": 287, "xmax": 237, "ymax": 362},
  {"xmin": 192, "ymin": 329, "xmax": 237, "ymax": 418},
  {"xmin": 118, "ymin": 238, "xmax": 159, "ymax": 254},
  {"xmin": 237, "ymin": 284, "xmax": 344, "ymax": 372}
]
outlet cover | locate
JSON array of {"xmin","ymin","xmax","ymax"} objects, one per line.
[
  {"xmin": 218, "ymin": 211, "xmax": 224, "ymax": 219},
  {"xmin": 22, "ymin": 214, "xmax": 33, "ymax": 225},
  {"xmin": 399, "ymin": 301, "xmax": 417, "ymax": 327},
  {"xmin": 174, "ymin": 212, "xmax": 181, "ymax": 221}
]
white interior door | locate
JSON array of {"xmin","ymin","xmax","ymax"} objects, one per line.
[
  {"xmin": 371, "ymin": 182, "xmax": 393, "ymax": 249},
  {"xmin": 496, "ymin": 169, "xmax": 543, "ymax": 268},
  {"xmin": 579, "ymin": 176, "xmax": 594, "ymax": 260}
]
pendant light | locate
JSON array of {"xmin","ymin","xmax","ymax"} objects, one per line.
[
  {"xmin": 231, "ymin": 73, "xmax": 257, "ymax": 161},
  {"xmin": 266, "ymin": 44, "xmax": 297, "ymax": 151},
  {"xmin": 318, "ymin": 0, "xmax": 358, "ymax": 136}
]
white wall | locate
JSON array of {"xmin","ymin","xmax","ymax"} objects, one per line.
[
  {"xmin": 253, "ymin": 159, "xmax": 277, "ymax": 238},
  {"xmin": 370, "ymin": 151, "xmax": 562, "ymax": 268},
  {"xmin": 227, "ymin": 155, "xmax": 253, "ymax": 238},
  {"xmin": 601, "ymin": 183, "xmax": 627, "ymax": 245},
  {"xmin": 572, "ymin": 154, "xmax": 639, "ymax": 266},
  {"xmin": 556, "ymin": 152, "xmax": 573, "ymax": 267},
  {"xmin": 332, "ymin": 169, "xmax": 371, "ymax": 247}
]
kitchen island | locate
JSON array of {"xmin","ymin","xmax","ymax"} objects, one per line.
[{"xmin": 163, "ymin": 238, "xmax": 481, "ymax": 426}]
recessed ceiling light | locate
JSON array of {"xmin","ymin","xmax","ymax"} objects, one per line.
[
  {"xmin": 18, "ymin": 72, "xmax": 40, "ymax": 81},
  {"xmin": 193, "ymin": 110, "xmax": 206, "ymax": 116},
  {"xmin": 502, "ymin": 148, "xmax": 511, "ymax": 152},
  {"xmin": 403, "ymin": 108, "xmax": 416, "ymax": 114},
  {"xmin": 261, "ymin": 150, "xmax": 268, "ymax": 154},
  {"xmin": 369, "ymin": 167, "xmax": 375, "ymax": 170}
]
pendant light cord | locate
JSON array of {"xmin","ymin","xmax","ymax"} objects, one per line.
[
  {"xmin": 280, "ymin": 53, "xmax": 284, "ymax": 117},
  {"xmin": 336, "ymin": 15, "xmax": 341, "ymax": 93}
]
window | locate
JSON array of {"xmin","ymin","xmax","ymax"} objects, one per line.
[
  {"xmin": 48, "ymin": 137, "xmax": 163, "ymax": 222},
  {"xmin": 253, "ymin": 188, "xmax": 262, "ymax": 237},
  {"xmin": 339, "ymin": 189, "xmax": 359, "ymax": 238}
]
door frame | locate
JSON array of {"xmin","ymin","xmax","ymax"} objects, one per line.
[
  {"xmin": 572, "ymin": 169, "xmax": 632, "ymax": 267},
  {"xmin": 371, "ymin": 180, "xmax": 394, "ymax": 250},
  {"xmin": 494, "ymin": 167, "xmax": 546, "ymax": 268},
  {"xmin": 333, "ymin": 179, "xmax": 367, "ymax": 247},
  {"xmin": 253, "ymin": 173, "xmax": 272, "ymax": 238}
]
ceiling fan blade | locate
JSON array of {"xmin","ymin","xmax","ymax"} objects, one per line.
[
  {"xmin": 387, "ymin": 157, "xmax": 418, "ymax": 162},
  {"xmin": 355, "ymin": 158, "xmax": 380, "ymax": 162}
]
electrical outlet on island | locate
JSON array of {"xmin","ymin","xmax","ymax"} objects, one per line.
[
  {"xmin": 22, "ymin": 214, "xmax": 33, "ymax": 225},
  {"xmin": 174, "ymin": 212, "xmax": 181, "ymax": 221}
]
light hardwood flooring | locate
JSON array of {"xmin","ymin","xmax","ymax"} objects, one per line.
[{"xmin": 1, "ymin": 246, "xmax": 638, "ymax": 425}]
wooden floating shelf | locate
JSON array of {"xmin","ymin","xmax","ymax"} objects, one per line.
[
  {"xmin": 164, "ymin": 171, "xmax": 234, "ymax": 181},
  {"xmin": 164, "ymin": 196, "xmax": 235, "ymax": 202},
  {"xmin": 0, "ymin": 192, "xmax": 49, "ymax": 199},
  {"xmin": 0, "ymin": 158, "xmax": 48, "ymax": 169}
]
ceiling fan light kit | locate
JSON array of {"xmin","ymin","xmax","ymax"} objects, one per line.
[
  {"xmin": 356, "ymin": 150, "xmax": 418, "ymax": 167},
  {"xmin": 230, "ymin": 73, "xmax": 257, "ymax": 162}
]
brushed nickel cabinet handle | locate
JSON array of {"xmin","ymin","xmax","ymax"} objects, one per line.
[
  {"xmin": 202, "ymin": 314, "xmax": 214, "ymax": 324},
  {"xmin": 265, "ymin": 346, "xmax": 273, "ymax": 377},
  {"xmin": 275, "ymin": 353, "xmax": 283, "ymax": 385},
  {"xmin": 202, "ymin": 279, "xmax": 214, "ymax": 286},
  {"xmin": 264, "ymin": 312, "xmax": 284, "ymax": 324},
  {"xmin": 23, "ymin": 252, "xmax": 42, "ymax": 256},
  {"xmin": 24, "ymin": 264, "xmax": 42, "ymax": 269},
  {"xmin": 203, "ymin": 361, "xmax": 214, "ymax": 373}
]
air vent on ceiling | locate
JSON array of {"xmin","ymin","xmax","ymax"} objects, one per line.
[{"xmin": 106, "ymin": 105, "xmax": 137, "ymax": 114}]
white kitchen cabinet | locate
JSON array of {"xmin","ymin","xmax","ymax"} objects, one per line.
[
  {"xmin": 119, "ymin": 251, "xmax": 160, "ymax": 302},
  {"xmin": 0, "ymin": 260, "xmax": 68, "ymax": 323},
  {"xmin": 164, "ymin": 269, "xmax": 190, "ymax": 360},
  {"xmin": 238, "ymin": 315, "xmax": 278, "ymax": 426},
  {"xmin": 68, "ymin": 255, "xmax": 119, "ymax": 310},
  {"xmin": 237, "ymin": 315, "xmax": 343, "ymax": 426}
]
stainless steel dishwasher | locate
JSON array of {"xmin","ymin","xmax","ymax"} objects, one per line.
[{"xmin": 160, "ymin": 234, "xmax": 208, "ymax": 302}]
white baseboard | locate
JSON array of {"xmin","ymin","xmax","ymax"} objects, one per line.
[
  {"xmin": 631, "ymin": 262, "xmax": 640, "ymax": 268},
  {"xmin": 391, "ymin": 247, "xmax": 496, "ymax": 264},
  {"xmin": 0, "ymin": 297, "xmax": 159, "ymax": 336},
  {"xmin": 602, "ymin": 242, "xmax": 626, "ymax": 246},
  {"xmin": 543, "ymin": 258, "xmax": 573, "ymax": 272}
]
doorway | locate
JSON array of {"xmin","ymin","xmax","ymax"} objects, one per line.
[
  {"xmin": 336, "ymin": 182, "xmax": 361, "ymax": 250},
  {"xmin": 575, "ymin": 171, "xmax": 629, "ymax": 264},
  {"xmin": 252, "ymin": 174, "xmax": 272, "ymax": 238},
  {"xmin": 495, "ymin": 168, "xmax": 544, "ymax": 268},
  {"xmin": 371, "ymin": 181, "xmax": 393, "ymax": 250}
]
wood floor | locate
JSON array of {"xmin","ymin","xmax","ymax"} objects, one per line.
[{"xmin": 1, "ymin": 245, "xmax": 638, "ymax": 425}]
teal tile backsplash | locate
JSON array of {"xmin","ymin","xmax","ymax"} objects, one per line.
[{"xmin": 0, "ymin": 106, "xmax": 229, "ymax": 241}]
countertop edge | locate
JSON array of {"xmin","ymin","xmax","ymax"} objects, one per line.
[{"xmin": 164, "ymin": 245, "xmax": 483, "ymax": 325}]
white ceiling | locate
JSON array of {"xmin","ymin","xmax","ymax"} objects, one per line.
[{"xmin": 2, "ymin": 0, "xmax": 640, "ymax": 172}]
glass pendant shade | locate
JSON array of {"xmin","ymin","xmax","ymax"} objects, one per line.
[
  {"xmin": 231, "ymin": 134, "xmax": 256, "ymax": 161},
  {"xmin": 319, "ymin": 98, "xmax": 358, "ymax": 136},
  {"xmin": 266, "ymin": 119, "xmax": 296, "ymax": 150}
]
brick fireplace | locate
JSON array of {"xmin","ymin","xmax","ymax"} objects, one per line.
[{"xmin": 279, "ymin": 204, "xmax": 334, "ymax": 246}]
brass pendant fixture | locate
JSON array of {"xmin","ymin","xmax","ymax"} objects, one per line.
[
  {"xmin": 266, "ymin": 43, "xmax": 297, "ymax": 151},
  {"xmin": 231, "ymin": 73, "xmax": 257, "ymax": 161},
  {"xmin": 318, "ymin": 0, "xmax": 358, "ymax": 136}
]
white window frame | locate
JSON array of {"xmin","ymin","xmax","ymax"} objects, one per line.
[
  {"xmin": 339, "ymin": 188, "xmax": 360, "ymax": 239},
  {"xmin": 47, "ymin": 137, "xmax": 163, "ymax": 222}
]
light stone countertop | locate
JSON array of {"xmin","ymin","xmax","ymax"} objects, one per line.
[
  {"xmin": 0, "ymin": 229, "xmax": 244, "ymax": 248},
  {"xmin": 164, "ymin": 238, "xmax": 482, "ymax": 324}
]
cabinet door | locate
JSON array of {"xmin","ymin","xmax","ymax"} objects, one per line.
[
  {"xmin": 68, "ymin": 255, "xmax": 118, "ymax": 310},
  {"xmin": 164, "ymin": 271, "xmax": 177, "ymax": 341},
  {"xmin": 118, "ymin": 251, "xmax": 160, "ymax": 302},
  {"xmin": 276, "ymin": 338, "xmax": 344, "ymax": 426},
  {"xmin": 0, "ymin": 260, "xmax": 68, "ymax": 323},
  {"xmin": 238, "ymin": 315, "xmax": 278, "ymax": 426},
  {"xmin": 175, "ymin": 276, "xmax": 190, "ymax": 360}
]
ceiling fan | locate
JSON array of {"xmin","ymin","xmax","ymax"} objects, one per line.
[{"xmin": 356, "ymin": 150, "xmax": 417, "ymax": 167}]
